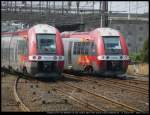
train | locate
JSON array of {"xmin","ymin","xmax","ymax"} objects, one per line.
[
  {"xmin": 1, "ymin": 24, "xmax": 64, "ymax": 78},
  {"xmin": 61, "ymin": 28, "xmax": 129, "ymax": 76}
]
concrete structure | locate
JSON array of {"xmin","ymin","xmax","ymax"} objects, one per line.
[{"xmin": 109, "ymin": 17, "xmax": 149, "ymax": 53}]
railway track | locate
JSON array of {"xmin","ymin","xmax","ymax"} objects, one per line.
[
  {"xmin": 128, "ymin": 79, "xmax": 149, "ymax": 85},
  {"xmin": 104, "ymin": 79, "xmax": 148, "ymax": 90},
  {"xmin": 52, "ymin": 87, "xmax": 104, "ymax": 111},
  {"xmin": 12, "ymin": 73, "xmax": 148, "ymax": 112},
  {"xmin": 63, "ymin": 73, "xmax": 148, "ymax": 95},
  {"xmin": 61, "ymin": 74, "xmax": 148, "ymax": 110},
  {"xmin": 129, "ymin": 73, "xmax": 148, "ymax": 78},
  {"xmin": 60, "ymin": 82, "xmax": 142, "ymax": 112},
  {"xmin": 14, "ymin": 76, "xmax": 30, "ymax": 112},
  {"xmin": 13, "ymin": 75, "xmax": 103, "ymax": 111}
]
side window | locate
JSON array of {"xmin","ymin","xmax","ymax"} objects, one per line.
[
  {"xmin": 73, "ymin": 41, "xmax": 96, "ymax": 55},
  {"xmin": 73, "ymin": 42, "xmax": 82, "ymax": 55},
  {"xmin": 90, "ymin": 42, "xmax": 96, "ymax": 55},
  {"xmin": 80, "ymin": 42, "xmax": 84, "ymax": 54},
  {"xmin": 84, "ymin": 42, "xmax": 89, "ymax": 55},
  {"xmin": 18, "ymin": 39, "xmax": 28, "ymax": 55},
  {"xmin": 77, "ymin": 42, "xmax": 80, "ymax": 55},
  {"xmin": 73, "ymin": 42, "xmax": 77, "ymax": 55}
]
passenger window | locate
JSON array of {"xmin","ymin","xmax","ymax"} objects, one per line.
[
  {"xmin": 77, "ymin": 42, "xmax": 81, "ymax": 55},
  {"xmin": 82, "ymin": 42, "xmax": 85, "ymax": 55},
  {"xmin": 18, "ymin": 39, "xmax": 28, "ymax": 55},
  {"xmin": 73, "ymin": 42, "xmax": 77, "ymax": 55},
  {"xmin": 73, "ymin": 42, "xmax": 80, "ymax": 55},
  {"xmin": 80, "ymin": 42, "xmax": 84, "ymax": 54}
]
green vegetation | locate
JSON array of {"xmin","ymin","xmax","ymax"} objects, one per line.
[{"xmin": 129, "ymin": 39, "xmax": 149, "ymax": 63}]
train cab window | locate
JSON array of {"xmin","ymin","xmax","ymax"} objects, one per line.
[
  {"xmin": 103, "ymin": 36, "xmax": 122, "ymax": 54},
  {"xmin": 36, "ymin": 34, "xmax": 56, "ymax": 54}
]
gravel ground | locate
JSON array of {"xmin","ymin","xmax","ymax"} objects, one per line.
[
  {"xmin": 17, "ymin": 78, "xmax": 91, "ymax": 112},
  {"xmin": 63, "ymin": 75, "xmax": 149, "ymax": 112},
  {"xmin": 1, "ymin": 73, "xmax": 149, "ymax": 113},
  {"xmin": 1, "ymin": 75, "xmax": 21, "ymax": 112},
  {"xmin": 126, "ymin": 74, "xmax": 149, "ymax": 81}
]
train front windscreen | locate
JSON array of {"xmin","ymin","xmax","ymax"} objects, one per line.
[
  {"xmin": 36, "ymin": 34, "xmax": 56, "ymax": 54},
  {"xmin": 103, "ymin": 36, "xmax": 122, "ymax": 55}
]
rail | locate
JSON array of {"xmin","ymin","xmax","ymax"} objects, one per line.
[{"xmin": 13, "ymin": 76, "xmax": 30, "ymax": 112}]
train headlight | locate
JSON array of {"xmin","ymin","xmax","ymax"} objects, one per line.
[
  {"xmin": 33, "ymin": 56, "xmax": 36, "ymax": 59},
  {"xmin": 106, "ymin": 56, "xmax": 109, "ymax": 59},
  {"xmin": 97, "ymin": 55, "xmax": 104, "ymax": 60},
  {"xmin": 53, "ymin": 56, "xmax": 57, "ymax": 60},
  {"xmin": 38, "ymin": 56, "xmax": 42, "ymax": 59}
]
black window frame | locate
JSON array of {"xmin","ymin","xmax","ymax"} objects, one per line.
[{"xmin": 36, "ymin": 34, "xmax": 56, "ymax": 54}]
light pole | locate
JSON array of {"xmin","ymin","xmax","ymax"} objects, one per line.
[
  {"xmin": 128, "ymin": 1, "xmax": 130, "ymax": 20},
  {"xmin": 100, "ymin": 14, "xmax": 103, "ymax": 28},
  {"xmin": 80, "ymin": 10, "xmax": 84, "ymax": 31},
  {"xmin": 109, "ymin": 18, "xmax": 112, "ymax": 27},
  {"xmin": 80, "ymin": 10, "xmax": 83, "ymax": 24}
]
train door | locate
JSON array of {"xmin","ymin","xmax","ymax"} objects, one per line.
[
  {"xmin": 63, "ymin": 41, "xmax": 74, "ymax": 70},
  {"xmin": 63, "ymin": 39, "xmax": 72, "ymax": 70},
  {"xmin": 68, "ymin": 41, "xmax": 73, "ymax": 65}
]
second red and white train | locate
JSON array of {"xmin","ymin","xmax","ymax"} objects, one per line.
[{"xmin": 61, "ymin": 28, "xmax": 129, "ymax": 76}]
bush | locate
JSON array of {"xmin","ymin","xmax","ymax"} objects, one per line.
[
  {"xmin": 129, "ymin": 53, "xmax": 142, "ymax": 63},
  {"xmin": 129, "ymin": 39, "xmax": 149, "ymax": 63}
]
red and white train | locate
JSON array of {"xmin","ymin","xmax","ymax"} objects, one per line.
[
  {"xmin": 1, "ymin": 24, "xmax": 64, "ymax": 78},
  {"xmin": 61, "ymin": 28, "xmax": 129, "ymax": 76}
]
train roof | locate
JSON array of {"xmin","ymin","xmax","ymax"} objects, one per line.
[
  {"xmin": 1, "ymin": 29, "xmax": 28, "ymax": 35},
  {"xmin": 62, "ymin": 37, "xmax": 81, "ymax": 41},
  {"xmin": 1, "ymin": 24, "xmax": 58, "ymax": 35},
  {"xmin": 94, "ymin": 28, "xmax": 120, "ymax": 36},
  {"xmin": 62, "ymin": 37, "xmax": 93, "ymax": 42},
  {"xmin": 61, "ymin": 28, "xmax": 120, "ymax": 37}
]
